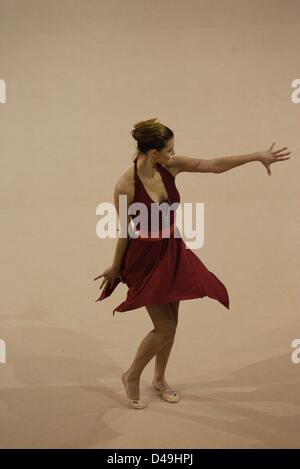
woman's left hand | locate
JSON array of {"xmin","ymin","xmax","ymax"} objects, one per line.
[{"xmin": 257, "ymin": 142, "xmax": 291, "ymax": 176}]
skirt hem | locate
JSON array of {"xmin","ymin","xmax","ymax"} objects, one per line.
[{"xmin": 112, "ymin": 292, "xmax": 230, "ymax": 315}]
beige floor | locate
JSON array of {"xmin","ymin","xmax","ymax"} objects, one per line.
[
  {"xmin": 0, "ymin": 326, "xmax": 299, "ymax": 449},
  {"xmin": 1, "ymin": 0, "xmax": 300, "ymax": 449}
]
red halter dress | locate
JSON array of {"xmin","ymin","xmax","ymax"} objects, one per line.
[{"xmin": 95, "ymin": 155, "xmax": 230, "ymax": 315}]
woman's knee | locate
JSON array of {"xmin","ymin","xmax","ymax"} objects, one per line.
[
  {"xmin": 153, "ymin": 321, "xmax": 177, "ymax": 346},
  {"xmin": 146, "ymin": 304, "xmax": 177, "ymax": 344}
]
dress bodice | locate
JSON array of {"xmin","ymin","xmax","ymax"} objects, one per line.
[{"xmin": 129, "ymin": 155, "xmax": 180, "ymax": 239}]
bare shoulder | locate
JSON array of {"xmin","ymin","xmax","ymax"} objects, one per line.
[
  {"xmin": 114, "ymin": 165, "xmax": 135, "ymax": 204},
  {"xmin": 162, "ymin": 156, "xmax": 181, "ymax": 178}
]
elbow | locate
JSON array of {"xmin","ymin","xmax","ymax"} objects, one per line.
[{"xmin": 212, "ymin": 160, "xmax": 223, "ymax": 174}]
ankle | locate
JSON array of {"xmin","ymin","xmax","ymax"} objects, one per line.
[
  {"xmin": 153, "ymin": 376, "xmax": 165, "ymax": 383},
  {"xmin": 126, "ymin": 370, "xmax": 140, "ymax": 382}
]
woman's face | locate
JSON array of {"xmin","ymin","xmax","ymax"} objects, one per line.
[{"xmin": 157, "ymin": 138, "xmax": 175, "ymax": 164}]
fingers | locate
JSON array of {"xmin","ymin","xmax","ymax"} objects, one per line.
[
  {"xmin": 95, "ymin": 272, "xmax": 118, "ymax": 289},
  {"xmin": 273, "ymin": 146, "xmax": 287, "ymax": 154},
  {"xmin": 265, "ymin": 163, "xmax": 271, "ymax": 176},
  {"xmin": 271, "ymin": 144, "xmax": 292, "ymax": 159},
  {"xmin": 93, "ymin": 274, "xmax": 103, "ymax": 281},
  {"xmin": 100, "ymin": 278, "xmax": 114, "ymax": 290},
  {"xmin": 269, "ymin": 142, "xmax": 276, "ymax": 151},
  {"xmin": 276, "ymin": 156, "xmax": 291, "ymax": 161},
  {"xmin": 273, "ymin": 151, "xmax": 291, "ymax": 158}
]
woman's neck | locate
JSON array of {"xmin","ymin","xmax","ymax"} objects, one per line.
[{"xmin": 136, "ymin": 152, "xmax": 159, "ymax": 179}]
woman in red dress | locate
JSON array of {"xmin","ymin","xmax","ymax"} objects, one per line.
[{"xmin": 94, "ymin": 118, "xmax": 291, "ymax": 409}]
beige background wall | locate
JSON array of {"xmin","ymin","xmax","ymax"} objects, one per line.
[{"xmin": 0, "ymin": 0, "xmax": 299, "ymax": 449}]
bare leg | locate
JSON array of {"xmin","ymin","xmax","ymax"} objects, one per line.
[
  {"xmin": 153, "ymin": 301, "xmax": 179, "ymax": 391},
  {"xmin": 122, "ymin": 303, "xmax": 177, "ymax": 400}
]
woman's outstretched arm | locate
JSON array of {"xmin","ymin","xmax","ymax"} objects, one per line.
[
  {"xmin": 169, "ymin": 142, "xmax": 291, "ymax": 176},
  {"xmin": 213, "ymin": 143, "xmax": 291, "ymax": 176}
]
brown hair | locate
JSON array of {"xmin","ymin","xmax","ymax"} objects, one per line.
[{"xmin": 130, "ymin": 117, "xmax": 174, "ymax": 158}]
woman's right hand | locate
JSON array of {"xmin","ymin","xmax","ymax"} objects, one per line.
[{"xmin": 93, "ymin": 265, "xmax": 121, "ymax": 293}]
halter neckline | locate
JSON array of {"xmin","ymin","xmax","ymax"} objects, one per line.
[{"xmin": 133, "ymin": 156, "xmax": 169, "ymax": 205}]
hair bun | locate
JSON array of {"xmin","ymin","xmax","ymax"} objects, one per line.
[{"xmin": 130, "ymin": 117, "xmax": 174, "ymax": 154}]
